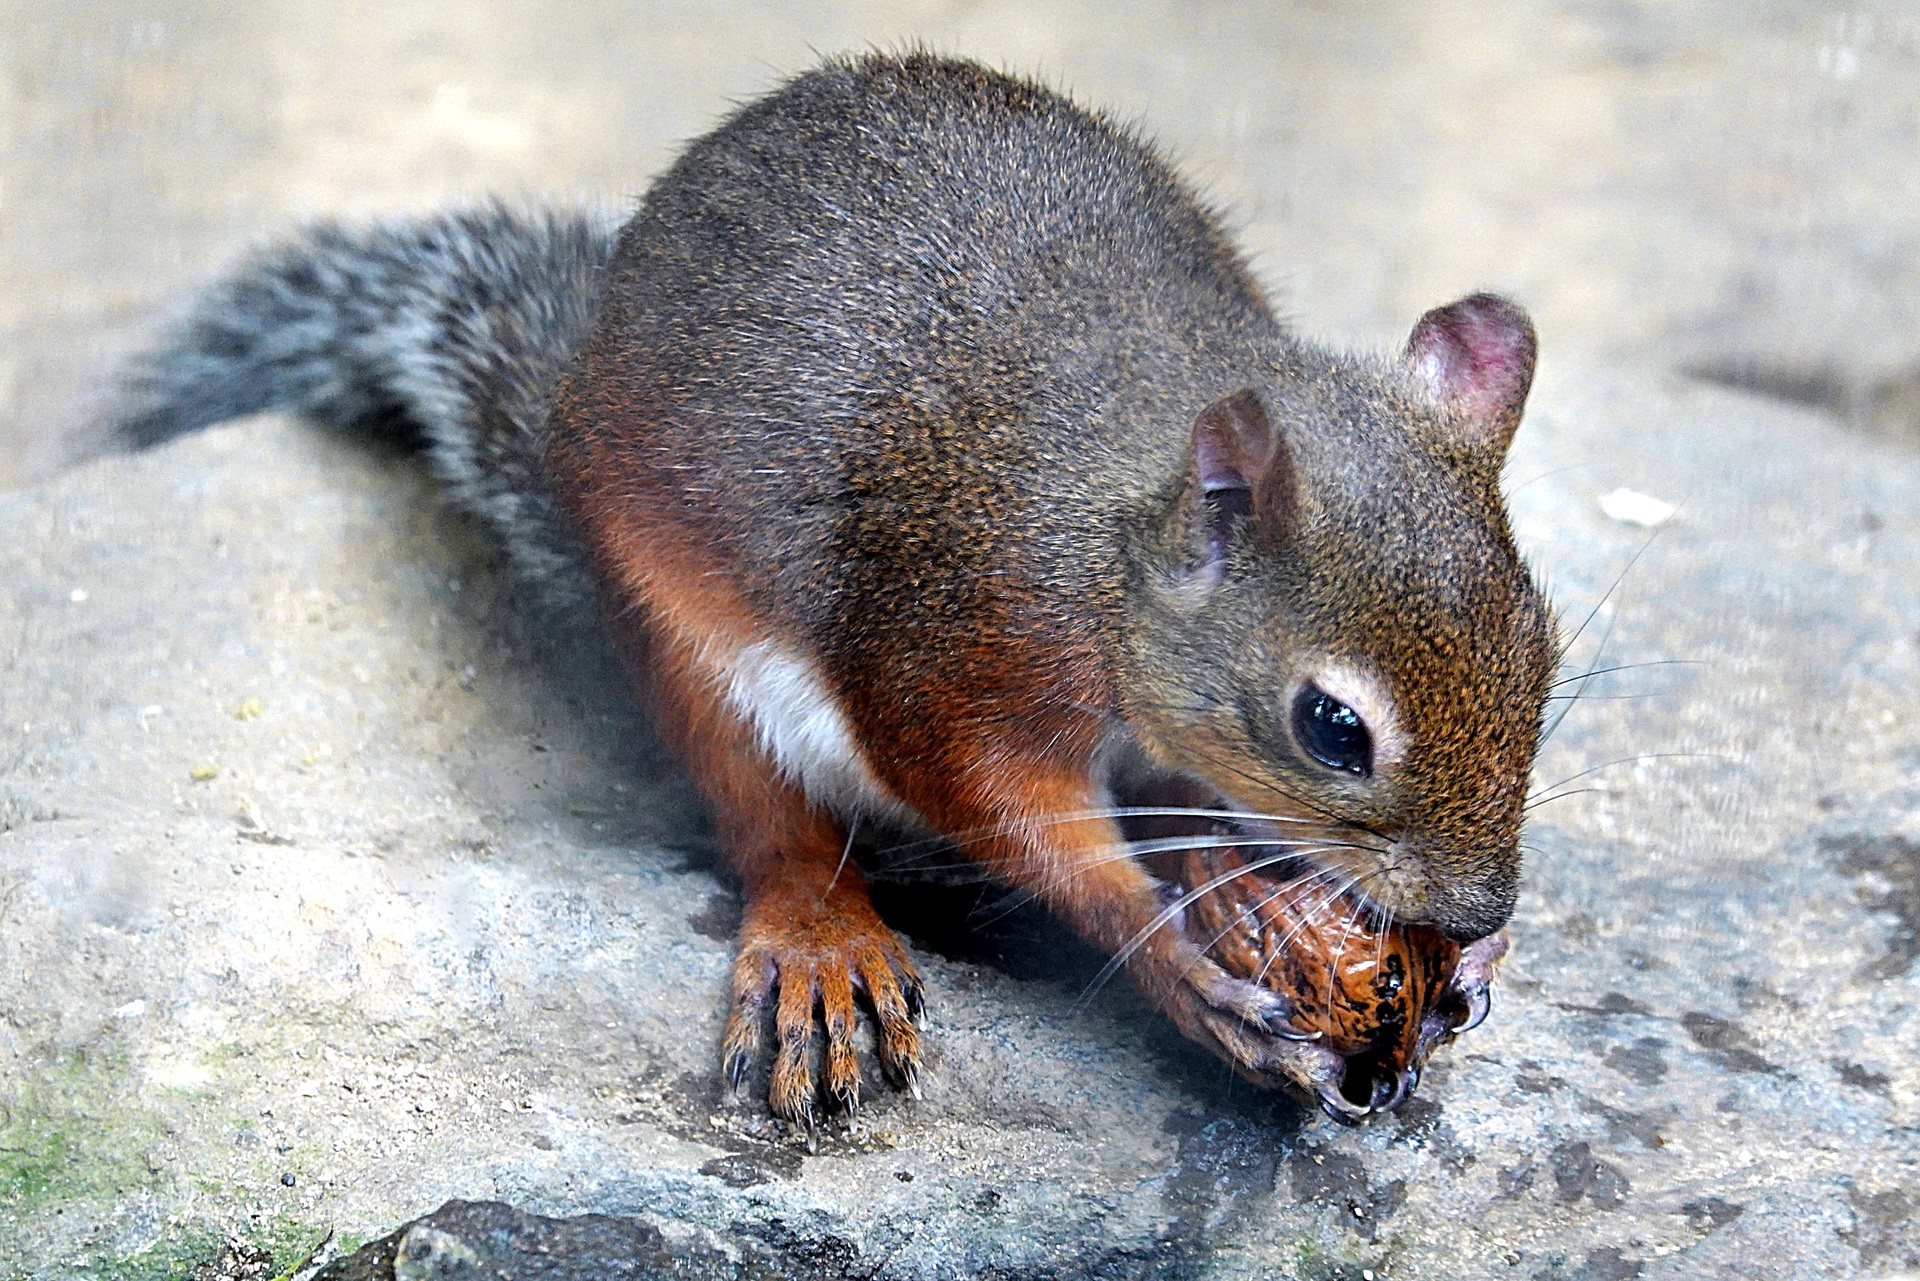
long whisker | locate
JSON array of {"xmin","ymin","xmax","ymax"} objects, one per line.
[
  {"xmin": 1542, "ymin": 691, "xmax": 1659, "ymax": 703},
  {"xmin": 1059, "ymin": 693, "xmax": 1395, "ymax": 847},
  {"xmin": 1230, "ymin": 871, "xmax": 1357, "ymax": 1009},
  {"xmin": 1323, "ymin": 886, "xmax": 1371, "ymax": 1017},
  {"xmin": 1369, "ymin": 889, "xmax": 1390, "ymax": 978},
  {"xmin": 1525, "ymin": 750, "xmax": 1732, "ymax": 809},
  {"xmin": 1072, "ymin": 844, "xmax": 1354, "ymax": 1011},
  {"xmin": 1556, "ymin": 522, "xmax": 1667, "ymax": 664},
  {"xmin": 1521, "ymin": 788, "xmax": 1599, "ymax": 811},
  {"xmin": 1170, "ymin": 739, "xmax": 1397, "ymax": 847},
  {"xmin": 1251, "ymin": 869, "xmax": 1366, "ymax": 991},
  {"xmin": 874, "ymin": 804, "xmax": 1327, "ymax": 867},
  {"xmin": 1543, "ymin": 601, "xmax": 1623, "ymax": 748},
  {"xmin": 898, "ymin": 828, "xmax": 1392, "ymax": 887},
  {"xmin": 964, "ymin": 832, "xmax": 1386, "ymax": 932},
  {"xmin": 1544, "ymin": 659, "xmax": 1701, "ymax": 690},
  {"xmin": 822, "ymin": 818, "xmax": 858, "ymax": 898},
  {"xmin": 1172, "ymin": 863, "xmax": 1348, "ymax": 990},
  {"xmin": 1505, "ymin": 460, "xmax": 1591, "ymax": 494}
]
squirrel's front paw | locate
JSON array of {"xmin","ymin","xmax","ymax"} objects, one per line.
[
  {"xmin": 720, "ymin": 889, "xmax": 923, "ymax": 1129},
  {"xmin": 1149, "ymin": 948, "xmax": 1360, "ymax": 1106}
]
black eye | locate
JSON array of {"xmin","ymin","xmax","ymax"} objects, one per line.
[{"xmin": 1291, "ymin": 687, "xmax": 1372, "ymax": 777}]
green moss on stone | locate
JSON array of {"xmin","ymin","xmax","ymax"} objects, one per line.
[
  {"xmin": 0, "ymin": 1052, "xmax": 160, "ymax": 1210},
  {"xmin": 71, "ymin": 1216, "xmax": 334, "ymax": 1281}
]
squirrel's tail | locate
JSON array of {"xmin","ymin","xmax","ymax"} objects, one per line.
[{"xmin": 115, "ymin": 203, "xmax": 622, "ymax": 607}]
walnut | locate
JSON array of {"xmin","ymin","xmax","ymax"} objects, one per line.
[{"xmin": 1156, "ymin": 842, "xmax": 1500, "ymax": 1115}]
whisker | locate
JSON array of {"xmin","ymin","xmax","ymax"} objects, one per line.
[
  {"xmin": 1522, "ymin": 788, "xmax": 1599, "ymax": 811},
  {"xmin": 1556, "ymin": 522, "xmax": 1667, "ymax": 664},
  {"xmin": 1542, "ymin": 691, "xmax": 1659, "ymax": 703},
  {"xmin": 1054, "ymin": 693, "xmax": 1394, "ymax": 847},
  {"xmin": 1173, "ymin": 864, "xmax": 1347, "ymax": 989},
  {"xmin": 1072, "ymin": 844, "xmax": 1355, "ymax": 1011},
  {"xmin": 1129, "ymin": 861, "xmax": 1360, "ymax": 1010},
  {"xmin": 1171, "ymin": 740, "xmax": 1396, "ymax": 846},
  {"xmin": 1370, "ymin": 893, "xmax": 1390, "ymax": 976},
  {"xmin": 1525, "ymin": 750, "xmax": 1732, "ymax": 808},
  {"xmin": 1324, "ymin": 888, "xmax": 1368, "ymax": 1016},
  {"xmin": 964, "ymin": 831, "xmax": 1388, "ymax": 932},
  {"xmin": 1252, "ymin": 870, "xmax": 1366, "ymax": 991},
  {"xmin": 887, "ymin": 829, "xmax": 1392, "ymax": 887},
  {"xmin": 1543, "ymin": 602, "xmax": 1623, "ymax": 747},
  {"xmin": 822, "ymin": 820, "xmax": 858, "ymax": 898},
  {"xmin": 874, "ymin": 804, "xmax": 1328, "ymax": 867},
  {"xmin": 1544, "ymin": 659, "xmax": 1701, "ymax": 690},
  {"xmin": 1505, "ymin": 460, "xmax": 1591, "ymax": 494}
]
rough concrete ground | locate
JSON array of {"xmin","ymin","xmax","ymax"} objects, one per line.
[{"xmin": 2, "ymin": 3, "xmax": 1918, "ymax": 1279}]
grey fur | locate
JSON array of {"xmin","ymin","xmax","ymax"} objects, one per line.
[{"xmin": 115, "ymin": 203, "xmax": 623, "ymax": 611}]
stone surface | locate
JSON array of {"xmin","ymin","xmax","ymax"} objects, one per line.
[
  {"xmin": 316, "ymin": 1200, "xmax": 796, "ymax": 1281},
  {"xmin": 3, "ymin": 4, "xmax": 1920, "ymax": 1279},
  {"xmin": 2, "ymin": 362, "xmax": 1917, "ymax": 1279}
]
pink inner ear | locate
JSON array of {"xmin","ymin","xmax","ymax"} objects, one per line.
[
  {"xmin": 1405, "ymin": 293, "xmax": 1537, "ymax": 439},
  {"xmin": 1188, "ymin": 388, "xmax": 1297, "ymax": 560}
]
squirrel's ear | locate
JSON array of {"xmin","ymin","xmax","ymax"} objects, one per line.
[
  {"xmin": 1187, "ymin": 388, "xmax": 1298, "ymax": 576},
  {"xmin": 1405, "ymin": 293, "xmax": 1537, "ymax": 455}
]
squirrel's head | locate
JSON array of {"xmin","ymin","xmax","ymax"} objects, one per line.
[{"xmin": 1122, "ymin": 294, "xmax": 1556, "ymax": 942}]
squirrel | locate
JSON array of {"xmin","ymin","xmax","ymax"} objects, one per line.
[{"xmin": 114, "ymin": 52, "xmax": 1555, "ymax": 1127}]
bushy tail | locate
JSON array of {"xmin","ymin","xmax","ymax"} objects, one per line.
[{"xmin": 115, "ymin": 203, "xmax": 622, "ymax": 607}]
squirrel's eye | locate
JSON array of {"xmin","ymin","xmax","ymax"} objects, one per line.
[{"xmin": 1291, "ymin": 687, "xmax": 1372, "ymax": 777}]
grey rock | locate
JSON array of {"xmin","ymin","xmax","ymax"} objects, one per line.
[{"xmin": 1, "ymin": 359, "xmax": 1917, "ymax": 1278}]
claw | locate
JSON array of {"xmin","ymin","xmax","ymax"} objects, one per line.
[
  {"xmin": 1315, "ymin": 1078, "xmax": 1372, "ymax": 1125},
  {"xmin": 725, "ymin": 898, "xmax": 924, "ymax": 1122},
  {"xmin": 1262, "ymin": 1003, "xmax": 1323, "ymax": 1043},
  {"xmin": 1383, "ymin": 1064, "xmax": 1420, "ymax": 1111},
  {"xmin": 790, "ymin": 1092, "xmax": 818, "ymax": 1141},
  {"xmin": 1454, "ymin": 980, "xmax": 1492, "ymax": 1034},
  {"xmin": 1367, "ymin": 1073, "xmax": 1397, "ymax": 1111},
  {"xmin": 903, "ymin": 978, "xmax": 926, "ymax": 1023},
  {"xmin": 1448, "ymin": 931, "xmax": 1507, "ymax": 1036}
]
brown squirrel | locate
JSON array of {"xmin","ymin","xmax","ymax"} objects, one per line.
[{"xmin": 115, "ymin": 53, "xmax": 1555, "ymax": 1126}]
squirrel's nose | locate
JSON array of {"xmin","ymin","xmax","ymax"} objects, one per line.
[
  {"xmin": 1382, "ymin": 836, "xmax": 1519, "ymax": 940},
  {"xmin": 1425, "ymin": 872, "xmax": 1518, "ymax": 942}
]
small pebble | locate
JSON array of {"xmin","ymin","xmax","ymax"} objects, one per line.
[
  {"xmin": 280, "ymin": 1173, "xmax": 296, "ymax": 1187},
  {"xmin": 1598, "ymin": 487, "xmax": 1676, "ymax": 527}
]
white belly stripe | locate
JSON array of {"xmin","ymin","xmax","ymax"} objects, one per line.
[{"xmin": 718, "ymin": 639, "xmax": 916, "ymax": 822}]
